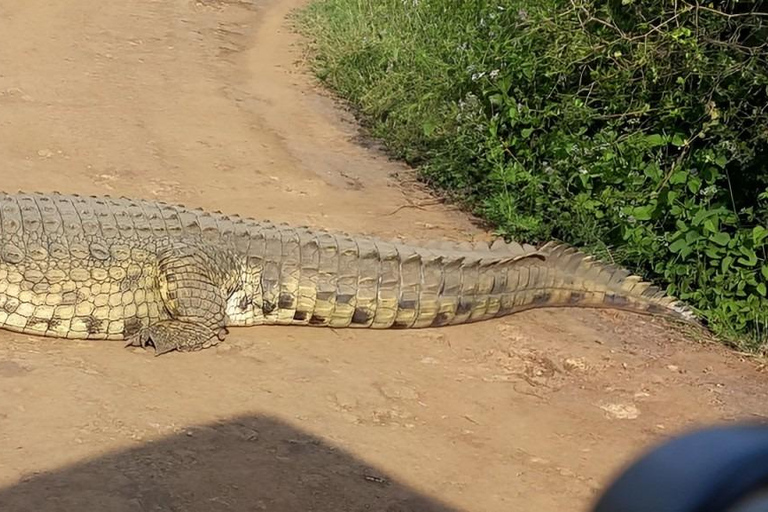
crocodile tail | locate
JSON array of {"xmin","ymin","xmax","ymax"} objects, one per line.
[
  {"xmin": 494, "ymin": 241, "xmax": 700, "ymax": 325},
  {"xmin": 270, "ymin": 229, "xmax": 699, "ymax": 329},
  {"xmin": 391, "ymin": 238, "xmax": 700, "ymax": 329}
]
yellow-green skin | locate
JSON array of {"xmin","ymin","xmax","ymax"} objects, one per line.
[{"xmin": 0, "ymin": 193, "xmax": 698, "ymax": 354}]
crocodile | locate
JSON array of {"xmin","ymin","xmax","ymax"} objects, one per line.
[{"xmin": 0, "ymin": 192, "xmax": 698, "ymax": 354}]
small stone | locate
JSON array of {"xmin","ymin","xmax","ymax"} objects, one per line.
[
  {"xmin": 37, "ymin": 149, "xmax": 53, "ymax": 158},
  {"xmin": 341, "ymin": 412, "xmax": 359, "ymax": 424},
  {"xmin": 379, "ymin": 382, "xmax": 419, "ymax": 400},
  {"xmin": 333, "ymin": 391, "xmax": 358, "ymax": 409},
  {"xmin": 666, "ymin": 365, "xmax": 680, "ymax": 373},
  {"xmin": 600, "ymin": 403, "xmax": 640, "ymax": 420},
  {"xmin": 563, "ymin": 357, "xmax": 588, "ymax": 372}
]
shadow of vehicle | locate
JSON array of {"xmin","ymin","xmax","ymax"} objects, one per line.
[{"xmin": 0, "ymin": 415, "xmax": 458, "ymax": 512}]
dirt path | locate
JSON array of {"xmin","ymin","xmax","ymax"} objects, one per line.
[{"xmin": 0, "ymin": 1, "xmax": 766, "ymax": 511}]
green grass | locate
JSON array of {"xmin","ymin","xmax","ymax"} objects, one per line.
[{"xmin": 296, "ymin": 0, "xmax": 768, "ymax": 352}]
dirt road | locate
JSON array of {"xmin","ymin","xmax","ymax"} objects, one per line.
[{"xmin": 0, "ymin": 1, "xmax": 766, "ymax": 511}]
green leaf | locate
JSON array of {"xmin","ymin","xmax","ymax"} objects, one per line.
[
  {"xmin": 738, "ymin": 247, "xmax": 758, "ymax": 266},
  {"xmin": 705, "ymin": 246, "xmax": 722, "ymax": 259},
  {"xmin": 645, "ymin": 134, "xmax": 666, "ymax": 147},
  {"xmin": 753, "ymin": 226, "xmax": 768, "ymax": 245},
  {"xmin": 692, "ymin": 208, "xmax": 716, "ymax": 226},
  {"xmin": 687, "ymin": 177, "xmax": 702, "ymax": 194},
  {"xmin": 488, "ymin": 94, "xmax": 504, "ymax": 106},
  {"xmin": 669, "ymin": 238, "xmax": 689, "ymax": 254},
  {"xmin": 644, "ymin": 163, "xmax": 661, "ymax": 180},
  {"xmin": 632, "ymin": 205, "xmax": 655, "ymax": 221},
  {"xmin": 669, "ymin": 170, "xmax": 687, "ymax": 185},
  {"xmin": 714, "ymin": 154, "xmax": 727, "ymax": 169},
  {"xmin": 667, "ymin": 190, "xmax": 679, "ymax": 204},
  {"xmin": 521, "ymin": 127, "xmax": 534, "ymax": 139},
  {"xmin": 758, "ymin": 283, "xmax": 767, "ymax": 297},
  {"xmin": 710, "ymin": 232, "xmax": 730, "ymax": 246},
  {"xmin": 762, "ymin": 265, "xmax": 768, "ymax": 280},
  {"xmin": 722, "ymin": 256, "xmax": 734, "ymax": 274},
  {"xmin": 671, "ymin": 133, "xmax": 686, "ymax": 147}
]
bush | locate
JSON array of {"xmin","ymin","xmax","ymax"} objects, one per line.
[{"xmin": 297, "ymin": 0, "xmax": 768, "ymax": 351}]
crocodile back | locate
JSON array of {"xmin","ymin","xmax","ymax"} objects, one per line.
[
  {"xmin": 0, "ymin": 192, "xmax": 247, "ymax": 340},
  {"xmin": 0, "ymin": 192, "xmax": 248, "ymax": 247}
]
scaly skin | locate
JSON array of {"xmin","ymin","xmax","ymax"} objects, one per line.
[{"xmin": 0, "ymin": 192, "xmax": 699, "ymax": 354}]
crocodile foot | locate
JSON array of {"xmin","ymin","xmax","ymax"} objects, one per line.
[{"xmin": 126, "ymin": 320, "xmax": 229, "ymax": 355}]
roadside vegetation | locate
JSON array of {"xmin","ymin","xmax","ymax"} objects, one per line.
[{"xmin": 297, "ymin": 0, "xmax": 768, "ymax": 352}]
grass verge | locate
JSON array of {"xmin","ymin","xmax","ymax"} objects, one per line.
[{"xmin": 295, "ymin": 0, "xmax": 768, "ymax": 352}]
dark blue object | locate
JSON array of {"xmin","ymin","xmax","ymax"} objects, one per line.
[{"xmin": 593, "ymin": 424, "xmax": 768, "ymax": 512}]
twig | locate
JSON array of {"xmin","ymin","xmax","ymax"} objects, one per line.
[
  {"xmin": 385, "ymin": 199, "xmax": 446, "ymax": 216},
  {"xmin": 694, "ymin": 4, "xmax": 768, "ymax": 19}
]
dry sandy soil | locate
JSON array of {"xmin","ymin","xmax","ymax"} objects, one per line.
[{"xmin": 0, "ymin": 1, "xmax": 767, "ymax": 511}]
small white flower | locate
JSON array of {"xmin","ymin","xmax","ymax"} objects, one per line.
[{"xmin": 489, "ymin": 69, "xmax": 500, "ymax": 79}]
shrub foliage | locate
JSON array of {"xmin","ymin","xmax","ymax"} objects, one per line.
[{"xmin": 298, "ymin": 0, "xmax": 768, "ymax": 351}]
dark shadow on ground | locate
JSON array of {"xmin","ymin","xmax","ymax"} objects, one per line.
[{"xmin": 0, "ymin": 415, "xmax": 459, "ymax": 512}]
